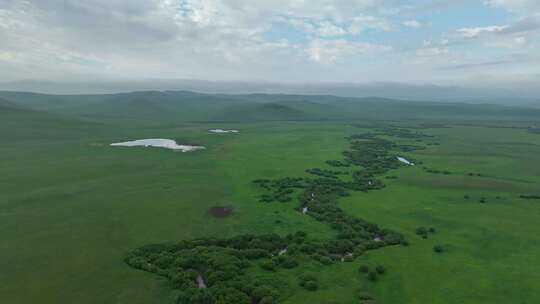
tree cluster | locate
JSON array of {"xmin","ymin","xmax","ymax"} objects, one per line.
[{"xmin": 520, "ymin": 194, "xmax": 540, "ymax": 200}]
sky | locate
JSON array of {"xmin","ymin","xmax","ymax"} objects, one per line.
[{"xmin": 1, "ymin": 0, "xmax": 539, "ymax": 89}]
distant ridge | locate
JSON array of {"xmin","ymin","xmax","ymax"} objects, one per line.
[
  {"xmin": 0, "ymin": 97, "xmax": 20, "ymax": 109},
  {"xmin": 213, "ymin": 102, "xmax": 310, "ymax": 122},
  {"xmin": 1, "ymin": 90, "xmax": 540, "ymax": 125},
  {"xmin": 1, "ymin": 79, "xmax": 538, "ymax": 105}
]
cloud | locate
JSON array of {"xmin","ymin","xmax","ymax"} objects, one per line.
[
  {"xmin": 457, "ymin": 25, "xmax": 509, "ymax": 38},
  {"xmin": 316, "ymin": 21, "xmax": 347, "ymax": 37},
  {"xmin": 502, "ymin": 15, "xmax": 540, "ymax": 33},
  {"xmin": 286, "ymin": 19, "xmax": 348, "ymax": 37},
  {"xmin": 0, "ymin": 0, "xmax": 539, "ymax": 88},
  {"xmin": 403, "ymin": 20, "xmax": 423, "ymax": 28},
  {"xmin": 453, "ymin": 15, "xmax": 539, "ymax": 50},
  {"xmin": 348, "ymin": 15, "xmax": 393, "ymax": 34},
  {"xmin": 485, "ymin": 0, "xmax": 540, "ymax": 14},
  {"xmin": 438, "ymin": 51, "xmax": 536, "ymax": 71},
  {"xmin": 305, "ymin": 39, "xmax": 391, "ymax": 64},
  {"xmin": 439, "ymin": 60, "xmax": 513, "ymax": 70},
  {"xmin": 283, "ymin": 14, "xmax": 392, "ymax": 38},
  {"xmin": 0, "ymin": 0, "xmax": 400, "ymax": 80}
]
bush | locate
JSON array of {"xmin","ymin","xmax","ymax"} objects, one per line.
[
  {"xmin": 213, "ymin": 287, "xmax": 250, "ymax": 304},
  {"xmin": 353, "ymin": 246, "xmax": 366, "ymax": 257},
  {"xmin": 416, "ymin": 227, "xmax": 428, "ymax": 236},
  {"xmin": 244, "ymin": 249, "xmax": 270, "ymax": 259},
  {"xmin": 304, "ymin": 280, "xmax": 319, "ymax": 291},
  {"xmin": 299, "ymin": 273, "xmax": 319, "ymax": 291},
  {"xmin": 280, "ymin": 257, "xmax": 298, "ymax": 269},
  {"xmin": 299, "ymin": 273, "xmax": 317, "ymax": 283},
  {"xmin": 260, "ymin": 260, "xmax": 276, "ymax": 271},
  {"xmin": 357, "ymin": 291, "xmax": 376, "ymax": 303},
  {"xmin": 359, "ymin": 265, "xmax": 369, "ymax": 273},
  {"xmin": 433, "ymin": 245, "xmax": 444, "ymax": 253},
  {"xmin": 259, "ymin": 296, "xmax": 275, "ymax": 304},
  {"xmin": 252, "ymin": 285, "xmax": 277, "ymax": 302},
  {"xmin": 319, "ymin": 256, "xmax": 333, "ymax": 265},
  {"xmin": 367, "ymin": 271, "xmax": 378, "ymax": 281},
  {"xmin": 375, "ymin": 265, "xmax": 385, "ymax": 274}
]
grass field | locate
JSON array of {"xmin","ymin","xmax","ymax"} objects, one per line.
[{"xmin": 1, "ymin": 92, "xmax": 540, "ymax": 303}]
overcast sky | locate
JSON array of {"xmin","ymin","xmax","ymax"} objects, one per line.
[{"xmin": 1, "ymin": 0, "xmax": 539, "ymax": 89}]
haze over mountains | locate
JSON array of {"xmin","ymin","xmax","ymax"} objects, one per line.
[
  {"xmin": 2, "ymin": 90, "xmax": 540, "ymax": 129},
  {"xmin": 1, "ymin": 79, "xmax": 538, "ymax": 107}
]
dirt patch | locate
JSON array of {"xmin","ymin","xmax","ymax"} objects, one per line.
[{"xmin": 209, "ymin": 206, "xmax": 234, "ymax": 218}]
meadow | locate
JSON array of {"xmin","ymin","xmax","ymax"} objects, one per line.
[{"xmin": 1, "ymin": 91, "xmax": 540, "ymax": 303}]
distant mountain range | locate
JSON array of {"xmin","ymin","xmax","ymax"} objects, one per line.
[
  {"xmin": 1, "ymin": 90, "xmax": 540, "ymax": 127},
  {"xmin": 1, "ymin": 79, "xmax": 538, "ymax": 107}
]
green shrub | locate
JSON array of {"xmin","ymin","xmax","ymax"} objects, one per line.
[
  {"xmin": 304, "ymin": 281, "xmax": 319, "ymax": 291},
  {"xmin": 260, "ymin": 260, "xmax": 276, "ymax": 271},
  {"xmin": 416, "ymin": 227, "xmax": 428, "ymax": 236},
  {"xmin": 367, "ymin": 271, "xmax": 378, "ymax": 281},
  {"xmin": 259, "ymin": 296, "xmax": 275, "ymax": 304},
  {"xmin": 280, "ymin": 257, "xmax": 298, "ymax": 269},
  {"xmin": 359, "ymin": 265, "xmax": 369, "ymax": 273},
  {"xmin": 299, "ymin": 273, "xmax": 319, "ymax": 291},
  {"xmin": 304, "ymin": 280, "xmax": 319, "ymax": 291},
  {"xmin": 319, "ymin": 256, "xmax": 333, "ymax": 265}
]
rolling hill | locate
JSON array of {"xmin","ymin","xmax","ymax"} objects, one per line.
[{"xmin": 2, "ymin": 90, "xmax": 540, "ymax": 125}]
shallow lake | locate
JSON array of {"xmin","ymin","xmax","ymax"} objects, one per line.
[
  {"xmin": 110, "ymin": 139, "xmax": 205, "ymax": 152},
  {"xmin": 209, "ymin": 129, "xmax": 239, "ymax": 133},
  {"xmin": 397, "ymin": 156, "xmax": 414, "ymax": 166}
]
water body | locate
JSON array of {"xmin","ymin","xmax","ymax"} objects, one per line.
[
  {"xmin": 110, "ymin": 139, "xmax": 205, "ymax": 152},
  {"xmin": 209, "ymin": 129, "xmax": 239, "ymax": 133},
  {"xmin": 397, "ymin": 156, "xmax": 414, "ymax": 166}
]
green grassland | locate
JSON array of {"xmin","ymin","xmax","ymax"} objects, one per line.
[{"xmin": 1, "ymin": 91, "xmax": 540, "ymax": 303}]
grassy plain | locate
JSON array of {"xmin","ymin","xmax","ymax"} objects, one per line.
[{"xmin": 1, "ymin": 92, "xmax": 540, "ymax": 303}]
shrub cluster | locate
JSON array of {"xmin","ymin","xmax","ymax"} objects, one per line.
[
  {"xmin": 416, "ymin": 227, "xmax": 436, "ymax": 239},
  {"xmin": 520, "ymin": 194, "xmax": 540, "ymax": 200},
  {"xmin": 424, "ymin": 167, "xmax": 452, "ymax": 175},
  {"xmin": 326, "ymin": 160, "xmax": 351, "ymax": 167},
  {"xmin": 298, "ymin": 273, "xmax": 319, "ymax": 291}
]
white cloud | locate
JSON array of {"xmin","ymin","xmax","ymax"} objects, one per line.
[
  {"xmin": 284, "ymin": 14, "xmax": 391, "ymax": 38},
  {"xmin": 0, "ymin": 0, "xmax": 539, "ymax": 86},
  {"xmin": 485, "ymin": 0, "xmax": 540, "ymax": 14},
  {"xmin": 403, "ymin": 20, "xmax": 422, "ymax": 28},
  {"xmin": 305, "ymin": 39, "xmax": 391, "ymax": 64},
  {"xmin": 457, "ymin": 25, "xmax": 509, "ymax": 38},
  {"xmin": 453, "ymin": 18, "xmax": 539, "ymax": 49},
  {"xmin": 348, "ymin": 15, "xmax": 392, "ymax": 34},
  {"xmin": 316, "ymin": 21, "xmax": 347, "ymax": 37}
]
